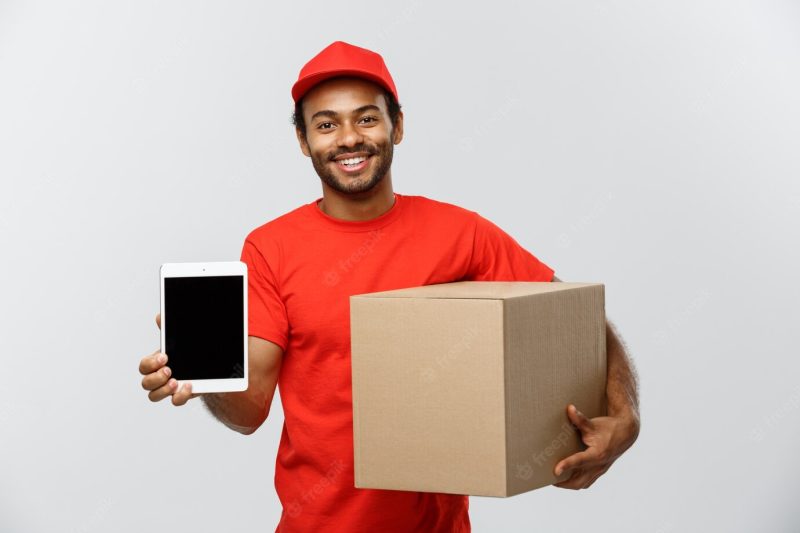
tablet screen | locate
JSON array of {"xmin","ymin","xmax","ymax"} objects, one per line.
[{"xmin": 164, "ymin": 275, "xmax": 245, "ymax": 380}]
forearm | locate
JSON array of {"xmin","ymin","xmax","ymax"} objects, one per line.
[
  {"xmin": 605, "ymin": 319, "xmax": 640, "ymax": 432},
  {"xmin": 200, "ymin": 389, "xmax": 269, "ymax": 435}
]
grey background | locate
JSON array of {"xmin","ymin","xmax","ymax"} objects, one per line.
[{"xmin": 1, "ymin": 1, "xmax": 798, "ymax": 531}]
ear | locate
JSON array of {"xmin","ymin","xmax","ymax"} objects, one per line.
[
  {"xmin": 296, "ymin": 127, "xmax": 311, "ymax": 157},
  {"xmin": 392, "ymin": 110, "xmax": 404, "ymax": 145}
]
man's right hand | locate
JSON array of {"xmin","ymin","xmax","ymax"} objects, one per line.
[{"xmin": 139, "ymin": 313, "xmax": 200, "ymax": 406}]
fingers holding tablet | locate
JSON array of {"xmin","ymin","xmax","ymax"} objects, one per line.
[
  {"xmin": 170, "ymin": 381, "xmax": 198, "ymax": 406},
  {"xmin": 139, "ymin": 347, "xmax": 166, "ymax": 375},
  {"xmin": 142, "ymin": 314, "xmax": 193, "ymax": 403},
  {"xmin": 149, "ymin": 376, "xmax": 179, "ymax": 403},
  {"xmin": 139, "ymin": 349, "xmax": 176, "ymax": 400},
  {"xmin": 138, "ymin": 348, "xmax": 198, "ymax": 404}
]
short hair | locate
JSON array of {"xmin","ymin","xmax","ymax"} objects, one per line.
[{"xmin": 291, "ymin": 83, "xmax": 402, "ymax": 139}]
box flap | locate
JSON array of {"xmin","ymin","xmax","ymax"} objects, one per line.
[{"xmin": 351, "ymin": 281, "xmax": 602, "ymax": 300}]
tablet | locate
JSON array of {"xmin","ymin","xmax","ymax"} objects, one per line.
[{"xmin": 159, "ymin": 261, "xmax": 248, "ymax": 393}]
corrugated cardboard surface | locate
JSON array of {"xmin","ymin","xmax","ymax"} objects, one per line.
[
  {"xmin": 351, "ymin": 297, "xmax": 507, "ymax": 495},
  {"xmin": 503, "ymin": 285, "xmax": 606, "ymax": 495},
  {"xmin": 350, "ymin": 281, "xmax": 606, "ymax": 497}
]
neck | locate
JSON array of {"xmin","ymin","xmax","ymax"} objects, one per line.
[{"xmin": 318, "ymin": 174, "xmax": 396, "ymax": 221}]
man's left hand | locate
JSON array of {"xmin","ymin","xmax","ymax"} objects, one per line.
[{"xmin": 553, "ymin": 404, "xmax": 639, "ymax": 490}]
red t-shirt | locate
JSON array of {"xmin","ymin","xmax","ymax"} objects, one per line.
[{"xmin": 240, "ymin": 193, "xmax": 555, "ymax": 533}]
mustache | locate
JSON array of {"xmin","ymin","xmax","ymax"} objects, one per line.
[{"xmin": 328, "ymin": 144, "xmax": 378, "ymax": 161}]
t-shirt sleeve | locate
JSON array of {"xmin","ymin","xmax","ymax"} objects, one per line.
[
  {"xmin": 466, "ymin": 212, "xmax": 555, "ymax": 282},
  {"xmin": 240, "ymin": 237, "xmax": 290, "ymax": 351}
]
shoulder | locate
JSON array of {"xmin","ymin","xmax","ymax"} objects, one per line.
[
  {"xmin": 403, "ymin": 194, "xmax": 480, "ymax": 222},
  {"xmin": 241, "ymin": 203, "xmax": 311, "ymax": 267},
  {"xmin": 244, "ymin": 203, "xmax": 309, "ymax": 244}
]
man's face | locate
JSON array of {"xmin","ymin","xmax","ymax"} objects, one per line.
[{"xmin": 297, "ymin": 77, "xmax": 403, "ymax": 195}]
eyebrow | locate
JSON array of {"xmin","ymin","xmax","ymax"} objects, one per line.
[{"xmin": 310, "ymin": 104, "xmax": 382, "ymax": 123}]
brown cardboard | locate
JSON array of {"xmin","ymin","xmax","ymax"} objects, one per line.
[{"xmin": 350, "ymin": 281, "xmax": 606, "ymax": 497}]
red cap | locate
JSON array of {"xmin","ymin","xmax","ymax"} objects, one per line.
[{"xmin": 291, "ymin": 41, "xmax": 398, "ymax": 103}]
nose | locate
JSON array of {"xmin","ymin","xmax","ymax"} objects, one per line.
[{"xmin": 336, "ymin": 120, "xmax": 364, "ymax": 148}]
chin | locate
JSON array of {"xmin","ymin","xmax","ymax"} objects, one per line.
[{"xmin": 329, "ymin": 174, "xmax": 383, "ymax": 195}]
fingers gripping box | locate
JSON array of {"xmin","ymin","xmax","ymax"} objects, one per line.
[{"xmin": 350, "ymin": 281, "xmax": 607, "ymax": 497}]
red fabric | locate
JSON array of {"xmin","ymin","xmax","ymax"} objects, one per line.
[{"xmin": 240, "ymin": 193, "xmax": 555, "ymax": 533}]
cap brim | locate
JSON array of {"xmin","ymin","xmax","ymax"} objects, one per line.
[{"xmin": 292, "ymin": 69, "xmax": 396, "ymax": 102}]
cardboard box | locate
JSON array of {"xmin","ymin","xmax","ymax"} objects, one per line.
[{"xmin": 350, "ymin": 281, "xmax": 607, "ymax": 497}]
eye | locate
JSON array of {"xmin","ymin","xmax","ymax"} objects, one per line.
[
  {"xmin": 317, "ymin": 122, "xmax": 335, "ymax": 130},
  {"xmin": 359, "ymin": 116, "xmax": 379, "ymax": 124}
]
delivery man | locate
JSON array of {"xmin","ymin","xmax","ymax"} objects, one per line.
[{"xmin": 138, "ymin": 41, "xmax": 640, "ymax": 533}]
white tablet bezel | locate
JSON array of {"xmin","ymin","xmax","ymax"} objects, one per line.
[{"xmin": 159, "ymin": 261, "xmax": 248, "ymax": 394}]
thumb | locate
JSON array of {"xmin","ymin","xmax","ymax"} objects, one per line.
[
  {"xmin": 155, "ymin": 313, "xmax": 161, "ymax": 330},
  {"xmin": 567, "ymin": 404, "xmax": 594, "ymax": 434}
]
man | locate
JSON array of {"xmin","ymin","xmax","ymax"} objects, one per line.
[{"xmin": 138, "ymin": 41, "xmax": 640, "ymax": 532}]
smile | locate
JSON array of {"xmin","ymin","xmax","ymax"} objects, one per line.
[{"xmin": 333, "ymin": 155, "xmax": 372, "ymax": 173}]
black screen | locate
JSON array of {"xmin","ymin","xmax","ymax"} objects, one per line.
[{"xmin": 163, "ymin": 275, "xmax": 245, "ymax": 380}]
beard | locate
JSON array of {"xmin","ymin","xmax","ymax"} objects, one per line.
[{"xmin": 310, "ymin": 135, "xmax": 394, "ymax": 195}]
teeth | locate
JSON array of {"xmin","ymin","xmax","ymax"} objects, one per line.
[{"xmin": 339, "ymin": 156, "xmax": 367, "ymax": 166}]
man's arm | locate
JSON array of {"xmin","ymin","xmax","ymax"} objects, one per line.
[
  {"xmin": 550, "ymin": 274, "xmax": 640, "ymax": 489},
  {"xmin": 200, "ymin": 336, "xmax": 283, "ymax": 435},
  {"xmin": 603, "ymin": 319, "xmax": 640, "ymax": 426}
]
